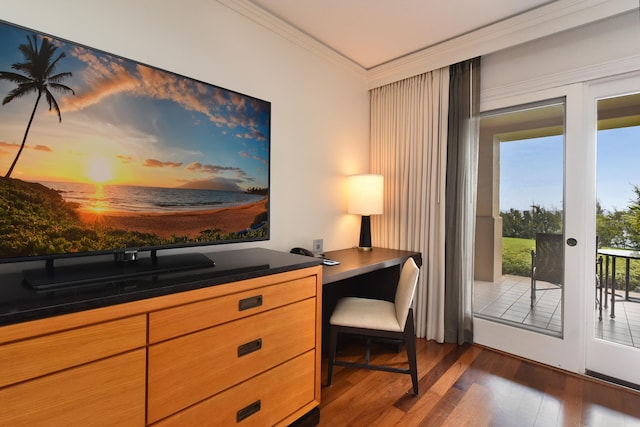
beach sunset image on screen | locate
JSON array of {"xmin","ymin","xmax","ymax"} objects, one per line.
[{"xmin": 0, "ymin": 20, "xmax": 270, "ymax": 260}]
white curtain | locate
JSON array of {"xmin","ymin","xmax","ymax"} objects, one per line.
[{"xmin": 370, "ymin": 69, "xmax": 450, "ymax": 341}]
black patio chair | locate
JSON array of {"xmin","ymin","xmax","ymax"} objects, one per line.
[{"xmin": 531, "ymin": 233, "xmax": 564, "ymax": 307}]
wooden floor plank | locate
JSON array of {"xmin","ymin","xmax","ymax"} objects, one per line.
[
  {"xmin": 439, "ymin": 383, "xmax": 493, "ymax": 427},
  {"xmin": 560, "ymin": 376, "xmax": 585, "ymax": 427},
  {"xmin": 319, "ymin": 339, "xmax": 640, "ymax": 426},
  {"xmin": 417, "ymin": 382, "xmax": 465, "ymax": 427}
]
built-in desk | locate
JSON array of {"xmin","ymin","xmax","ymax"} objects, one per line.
[
  {"xmin": 322, "ymin": 247, "xmax": 422, "ymax": 287},
  {"xmin": 320, "ymin": 247, "xmax": 422, "ymax": 351}
]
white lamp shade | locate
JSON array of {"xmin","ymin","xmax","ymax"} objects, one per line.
[{"xmin": 348, "ymin": 174, "xmax": 383, "ymax": 216}]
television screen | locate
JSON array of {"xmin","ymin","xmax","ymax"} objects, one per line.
[{"xmin": 0, "ymin": 20, "xmax": 270, "ymax": 264}]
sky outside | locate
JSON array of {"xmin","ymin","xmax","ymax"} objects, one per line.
[
  {"xmin": 501, "ymin": 126, "xmax": 640, "ymax": 213},
  {"xmin": 0, "ymin": 22, "xmax": 269, "ymax": 192}
]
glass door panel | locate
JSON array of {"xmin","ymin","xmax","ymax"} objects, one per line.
[
  {"xmin": 475, "ymin": 100, "xmax": 565, "ymax": 337},
  {"xmin": 475, "ymin": 85, "xmax": 584, "ymax": 372},
  {"xmin": 587, "ymin": 80, "xmax": 640, "ymax": 387}
]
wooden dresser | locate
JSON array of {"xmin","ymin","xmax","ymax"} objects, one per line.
[{"xmin": 0, "ymin": 254, "xmax": 322, "ymax": 426}]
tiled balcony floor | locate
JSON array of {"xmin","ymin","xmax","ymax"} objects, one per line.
[{"xmin": 474, "ymin": 274, "xmax": 640, "ymax": 347}]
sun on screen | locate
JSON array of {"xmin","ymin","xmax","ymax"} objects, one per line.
[{"xmin": 87, "ymin": 157, "xmax": 114, "ymax": 183}]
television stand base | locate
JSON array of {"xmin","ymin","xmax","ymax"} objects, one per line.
[{"xmin": 23, "ymin": 252, "xmax": 215, "ymax": 291}]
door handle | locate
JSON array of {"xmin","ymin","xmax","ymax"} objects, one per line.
[{"xmin": 567, "ymin": 238, "xmax": 577, "ymax": 246}]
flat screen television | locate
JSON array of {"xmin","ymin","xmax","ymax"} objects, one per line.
[{"xmin": 0, "ymin": 20, "xmax": 270, "ymax": 287}]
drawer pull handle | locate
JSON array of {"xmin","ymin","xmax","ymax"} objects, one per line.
[
  {"xmin": 238, "ymin": 338, "xmax": 262, "ymax": 357},
  {"xmin": 237, "ymin": 400, "xmax": 261, "ymax": 422},
  {"xmin": 239, "ymin": 295, "xmax": 263, "ymax": 311}
]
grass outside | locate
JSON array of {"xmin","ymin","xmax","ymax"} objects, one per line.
[{"xmin": 502, "ymin": 237, "xmax": 534, "ymax": 277}]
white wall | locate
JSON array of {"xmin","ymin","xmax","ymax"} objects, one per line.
[{"xmin": 0, "ymin": 0, "xmax": 370, "ymax": 266}]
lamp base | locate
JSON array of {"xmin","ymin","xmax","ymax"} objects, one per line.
[{"xmin": 358, "ymin": 215, "xmax": 373, "ymax": 251}]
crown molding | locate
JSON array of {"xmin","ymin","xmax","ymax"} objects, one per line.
[
  {"xmin": 218, "ymin": 0, "xmax": 638, "ymax": 90},
  {"xmin": 480, "ymin": 54, "xmax": 640, "ymax": 111},
  {"xmin": 216, "ymin": 0, "xmax": 366, "ymax": 77},
  {"xmin": 367, "ymin": 0, "xmax": 639, "ymax": 89}
]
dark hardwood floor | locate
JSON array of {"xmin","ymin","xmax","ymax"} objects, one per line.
[{"xmin": 319, "ymin": 338, "xmax": 640, "ymax": 426}]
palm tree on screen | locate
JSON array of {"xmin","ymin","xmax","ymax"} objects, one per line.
[{"xmin": 0, "ymin": 34, "xmax": 75, "ymax": 178}]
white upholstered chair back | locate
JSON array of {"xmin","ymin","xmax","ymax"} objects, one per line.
[{"xmin": 394, "ymin": 257, "xmax": 419, "ymax": 331}]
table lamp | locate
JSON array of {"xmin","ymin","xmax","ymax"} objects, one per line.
[{"xmin": 348, "ymin": 174, "xmax": 383, "ymax": 251}]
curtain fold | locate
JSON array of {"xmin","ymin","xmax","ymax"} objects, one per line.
[
  {"xmin": 370, "ymin": 69, "xmax": 450, "ymax": 341},
  {"xmin": 444, "ymin": 58, "xmax": 481, "ymax": 344}
]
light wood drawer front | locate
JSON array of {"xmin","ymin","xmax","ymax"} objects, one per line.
[
  {"xmin": 148, "ymin": 298, "xmax": 316, "ymax": 423},
  {"xmin": 0, "ymin": 314, "xmax": 147, "ymax": 388},
  {"xmin": 153, "ymin": 350, "xmax": 315, "ymax": 427},
  {"xmin": 149, "ymin": 276, "xmax": 316, "ymax": 343},
  {"xmin": 0, "ymin": 349, "xmax": 146, "ymax": 427}
]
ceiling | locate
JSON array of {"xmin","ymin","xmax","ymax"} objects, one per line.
[{"xmin": 248, "ymin": 0, "xmax": 557, "ymax": 69}]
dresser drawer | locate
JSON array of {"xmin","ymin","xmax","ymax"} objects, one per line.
[
  {"xmin": 149, "ymin": 275, "xmax": 316, "ymax": 343},
  {"xmin": 0, "ymin": 315, "xmax": 146, "ymax": 388},
  {"xmin": 153, "ymin": 350, "xmax": 316, "ymax": 427},
  {"xmin": 0, "ymin": 349, "xmax": 146, "ymax": 427},
  {"xmin": 148, "ymin": 298, "xmax": 316, "ymax": 423}
]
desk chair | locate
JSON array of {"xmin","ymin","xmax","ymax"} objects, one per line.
[
  {"xmin": 326, "ymin": 257, "xmax": 420, "ymax": 394},
  {"xmin": 531, "ymin": 233, "xmax": 563, "ymax": 307}
]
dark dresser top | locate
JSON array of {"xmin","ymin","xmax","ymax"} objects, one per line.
[{"xmin": 0, "ymin": 248, "xmax": 321, "ymax": 326}]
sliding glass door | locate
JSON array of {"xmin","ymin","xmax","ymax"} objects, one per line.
[
  {"xmin": 586, "ymin": 74, "xmax": 640, "ymax": 387},
  {"xmin": 475, "ymin": 100, "xmax": 565, "ymax": 337},
  {"xmin": 474, "ymin": 84, "xmax": 585, "ymax": 371}
]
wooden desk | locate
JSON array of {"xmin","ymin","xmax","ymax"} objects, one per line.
[
  {"xmin": 322, "ymin": 247, "xmax": 422, "ymax": 286},
  {"xmin": 320, "ymin": 247, "xmax": 422, "ymax": 351}
]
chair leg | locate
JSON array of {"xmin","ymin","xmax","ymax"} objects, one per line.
[
  {"xmin": 596, "ymin": 274, "xmax": 603, "ymax": 321},
  {"xmin": 326, "ymin": 325, "xmax": 338, "ymax": 387},
  {"xmin": 404, "ymin": 309, "xmax": 418, "ymax": 395},
  {"xmin": 531, "ymin": 254, "xmax": 536, "ymax": 308},
  {"xmin": 531, "ymin": 277, "xmax": 536, "ymax": 308},
  {"xmin": 365, "ymin": 337, "xmax": 372, "ymax": 365}
]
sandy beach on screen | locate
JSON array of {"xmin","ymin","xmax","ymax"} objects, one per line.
[{"xmin": 77, "ymin": 197, "xmax": 268, "ymax": 239}]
